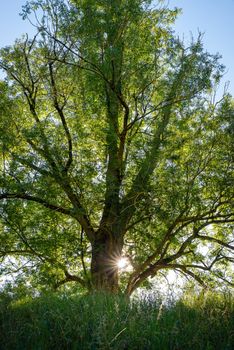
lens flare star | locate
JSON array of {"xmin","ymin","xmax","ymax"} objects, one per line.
[{"xmin": 117, "ymin": 257, "xmax": 129, "ymax": 270}]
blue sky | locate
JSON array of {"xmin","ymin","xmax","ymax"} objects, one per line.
[
  {"xmin": 169, "ymin": 0, "xmax": 234, "ymax": 95},
  {"xmin": 0, "ymin": 0, "xmax": 234, "ymax": 95}
]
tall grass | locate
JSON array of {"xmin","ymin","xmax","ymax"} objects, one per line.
[{"xmin": 0, "ymin": 290, "xmax": 233, "ymax": 349}]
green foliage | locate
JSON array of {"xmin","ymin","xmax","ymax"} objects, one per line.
[
  {"xmin": 0, "ymin": 291, "xmax": 233, "ymax": 349},
  {"xmin": 0, "ymin": 0, "xmax": 233, "ymax": 294}
]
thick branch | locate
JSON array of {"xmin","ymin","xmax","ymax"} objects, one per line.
[
  {"xmin": 120, "ymin": 67, "xmax": 190, "ymax": 233},
  {"xmin": 55, "ymin": 271, "xmax": 87, "ymax": 289},
  {"xmin": 99, "ymin": 86, "xmax": 122, "ymax": 231},
  {"xmin": 0, "ymin": 192, "xmax": 73, "ymax": 217}
]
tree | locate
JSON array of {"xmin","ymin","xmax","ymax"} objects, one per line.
[{"xmin": 0, "ymin": 0, "xmax": 233, "ymax": 295}]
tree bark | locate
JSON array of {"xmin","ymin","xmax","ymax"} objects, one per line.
[{"xmin": 90, "ymin": 231, "xmax": 123, "ymax": 293}]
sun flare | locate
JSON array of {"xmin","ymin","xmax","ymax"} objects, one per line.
[{"xmin": 117, "ymin": 257, "xmax": 128, "ymax": 270}]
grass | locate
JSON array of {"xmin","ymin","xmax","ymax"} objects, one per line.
[{"xmin": 0, "ymin": 290, "xmax": 233, "ymax": 349}]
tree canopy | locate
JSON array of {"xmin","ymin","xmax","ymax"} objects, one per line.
[{"xmin": 0, "ymin": 0, "xmax": 233, "ymax": 295}]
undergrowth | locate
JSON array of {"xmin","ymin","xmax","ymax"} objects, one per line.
[{"xmin": 0, "ymin": 290, "xmax": 233, "ymax": 349}]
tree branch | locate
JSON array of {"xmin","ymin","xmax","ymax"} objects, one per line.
[
  {"xmin": 0, "ymin": 192, "xmax": 73, "ymax": 217},
  {"xmin": 196, "ymin": 234, "xmax": 234, "ymax": 251},
  {"xmin": 48, "ymin": 62, "xmax": 73, "ymax": 173}
]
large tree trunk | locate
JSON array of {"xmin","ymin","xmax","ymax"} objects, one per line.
[{"xmin": 91, "ymin": 232, "xmax": 123, "ymax": 293}]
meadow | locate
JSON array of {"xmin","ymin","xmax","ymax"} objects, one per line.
[{"xmin": 0, "ymin": 290, "xmax": 233, "ymax": 350}]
